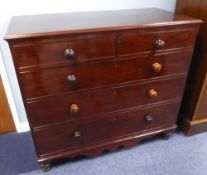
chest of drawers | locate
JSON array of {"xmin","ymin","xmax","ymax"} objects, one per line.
[{"xmin": 5, "ymin": 9, "xmax": 201, "ymax": 171}]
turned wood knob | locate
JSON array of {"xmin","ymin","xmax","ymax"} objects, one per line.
[
  {"xmin": 145, "ymin": 115, "xmax": 153, "ymax": 123},
  {"xmin": 67, "ymin": 75, "xmax": 78, "ymax": 89},
  {"xmin": 148, "ymin": 89, "xmax": 158, "ymax": 97},
  {"xmin": 73, "ymin": 131, "xmax": 81, "ymax": 138},
  {"xmin": 70, "ymin": 104, "xmax": 79, "ymax": 113},
  {"xmin": 64, "ymin": 48, "xmax": 76, "ymax": 59},
  {"xmin": 155, "ymin": 39, "xmax": 166, "ymax": 49},
  {"xmin": 152, "ymin": 62, "xmax": 162, "ymax": 73}
]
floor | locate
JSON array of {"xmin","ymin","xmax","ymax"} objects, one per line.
[{"xmin": 0, "ymin": 131, "xmax": 207, "ymax": 175}]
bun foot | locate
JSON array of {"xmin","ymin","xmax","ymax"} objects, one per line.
[
  {"xmin": 39, "ymin": 162, "xmax": 51, "ymax": 172},
  {"xmin": 161, "ymin": 131, "xmax": 173, "ymax": 140}
]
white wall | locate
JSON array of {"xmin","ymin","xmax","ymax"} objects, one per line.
[{"xmin": 0, "ymin": 0, "xmax": 176, "ymax": 132}]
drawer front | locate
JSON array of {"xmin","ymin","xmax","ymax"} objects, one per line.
[
  {"xmin": 27, "ymin": 76, "xmax": 185, "ymax": 128},
  {"xmin": 33, "ymin": 101, "xmax": 180, "ymax": 156},
  {"xmin": 20, "ymin": 51, "xmax": 191, "ymax": 99},
  {"xmin": 118, "ymin": 29, "xmax": 197, "ymax": 57},
  {"xmin": 13, "ymin": 33, "xmax": 116, "ymax": 69}
]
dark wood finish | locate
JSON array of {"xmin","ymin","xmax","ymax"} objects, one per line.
[
  {"xmin": 0, "ymin": 75, "xmax": 16, "ymax": 134},
  {"xmin": 12, "ymin": 33, "xmax": 116, "ymax": 69},
  {"xmin": 117, "ymin": 29, "xmax": 197, "ymax": 57},
  {"xmin": 5, "ymin": 9, "xmax": 201, "ymax": 40},
  {"xmin": 176, "ymin": 0, "xmax": 207, "ymax": 136},
  {"xmin": 20, "ymin": 50, "xmax": 192, "ymax": 99},
  {"xmin": 33, "ymin": 101, "xmax": 180, "ymax": 156},
  {"xmin": 28, "ymin": 76, "xmax": 185, "ymax": 128},
  {"xmin": 37, "ymin": 125, "xmax": 177, "ymax": 163},
  {"xmin": 5, "ymin": 9, "xmax": 201, "ymax": 170}
]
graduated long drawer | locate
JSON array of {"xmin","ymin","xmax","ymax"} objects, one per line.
[{"xmin": 20, "ymin": 50, "xmax": 192, "ymax": 100}]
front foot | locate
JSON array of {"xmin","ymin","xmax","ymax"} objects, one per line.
[
  {"xmin": 40, "ymin": 162, "xmax": 51, "ymax": 172},
  {"xmin": 161, "ymin": 131, "xmax": 173, "ymax": 140}
]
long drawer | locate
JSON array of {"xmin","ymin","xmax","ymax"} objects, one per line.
[
  {"xmin": 33, "ymin": 101, "xmax": 180, "ymax": 156},
  {"xmin": 27, "ymin": 76, "xmax": 186, "ymax": 128},
  {"xmin": 20, "ymin": 50, "xmax": 192, "ymax": 99},
  {"xmin": 12, "ymin": 32, "xmax": 116, "ymax": 69}
]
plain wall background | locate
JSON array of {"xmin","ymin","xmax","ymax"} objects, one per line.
[{"xmin": 0, "ymin": 0, "xmax": 177, "ymax": 131}]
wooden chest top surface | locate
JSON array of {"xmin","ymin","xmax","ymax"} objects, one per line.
[{"xmin": 5, "ymin": 8, "xmax": 201, "ymax": 40}]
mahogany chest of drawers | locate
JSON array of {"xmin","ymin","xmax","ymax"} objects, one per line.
[{"xmin": 5, "ymin": 9, "xmax": 201, "ymax": 171}]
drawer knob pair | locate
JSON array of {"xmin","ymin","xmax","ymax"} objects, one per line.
[
  {"xmin": 148, "ymin": 89, "xmax": 158, "ymax": 97},
  {"xmin": 64, "ymin": 48, "xmax": 76, "ymax": 59},
  {"xmin": 152, "ymin": 62, "xmax": 162, "ymax": 73},
  {"xmin": 155, "ymin": 39, "xmax": 166, "ymax": 49}
]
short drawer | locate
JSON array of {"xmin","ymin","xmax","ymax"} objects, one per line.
[
  {"xmin": 27, "ymin": 76, "xmax": 186, "ymax": 128},
  {"xmin": 33, "ymin": 101, "xmax": 180, "ymax": 156},
  {"xmin": 20, "ymin": 50, "xmax": 191, "ymax": 99},
  {"xmin": 118, "ymin": 29, "xmax": 197, "ymax": 57},
  {"xmin": 13, "ymin": 33, "xmax": 116, "ymax": 69}
]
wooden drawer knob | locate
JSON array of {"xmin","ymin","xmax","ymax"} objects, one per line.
[
  {"xmin": 155, "ymin": 39, "xmax": 166, "ymax": 49},
  {"xmin": 145, "ymin": 115, "xmax": 153, "ymax": 123},
  {"xmin": 152, "ymin": 62, "xmax": 162, "ymax": 73},
  {"xmin": 70, "ymin": 104, "xmax": 79, "ymax": 113},
  {"xmin": 64, "ymin": 48, "xmax": 76, "ymax": 59},
  {"xmin": 148, "ymin": 89, "xmax": 158, "ymax": 97},
  {"xmin": 73, "ymin": 131, "xmax": 81, "ymax": 138}
]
